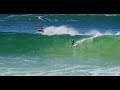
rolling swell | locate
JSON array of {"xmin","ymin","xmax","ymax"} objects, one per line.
[
  {"xmin": 0, "ymin": 32, "xmax": 120, "ymax": 59},
  {"xmin": 0, "ymin": 32, "xmax": 84, "ymax": 55}
]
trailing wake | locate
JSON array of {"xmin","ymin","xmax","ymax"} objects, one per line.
[{"xmin": 72, "ymin": 30, "xmax": 102, "ymax": 47}]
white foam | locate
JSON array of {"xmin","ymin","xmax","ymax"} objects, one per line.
[
  {"xmin": 104, "ymin": 31, "xmax": 113, "ymax": 35},
  {"xmin": 116, "ymin": 32, "xmax": 120, "ymax": 35},
  {"xmin": 105, "ymin": 14, "xmax": 118, "ymax": 17},
  {"xmin": 6, "ymin": 15, "xmax": 19, "ymax": 18},
  {"xmin": 1, "ymin": 65, "xmax": 120, "ymax": 76},
  {"xmin": 85, "ymin": 30, "xmax": 102, "ymax": 36},
  {"xmin": 89, "ymin": 66, "xmax": 120, "ymax": 76},
  {"xmin": 73, "ymin": 30, "xmax": 102, "ymax": 47},
  {"xmin": 37, "ymin": 16, "xmax": 44, "ymax": 20},
  {"xmin": 41, "ymin": 26, "xmax": 80, "ymax": 36},
  {"xmin": 36, "ymin": 25, "xmax": 120, "ymax": 37}
]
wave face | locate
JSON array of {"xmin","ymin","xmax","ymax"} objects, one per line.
[{"xmin": 0, "ymin": 32, "xmax": 120, "ymax": 59}]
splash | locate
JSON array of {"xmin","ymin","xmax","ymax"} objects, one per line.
[
  {"xmin": 39, "ymin": 26, "xmax": 80, "ymax": 36},
  {"xmin": 72, "ymin": 30, "xmax": 120, "ymax": 47},
  {"xmin": 72, "ymin": 30, "xmax": 102, "ymax": 47},
  {"xmin": 116, "ymin": 32, "xmax": 120, "ymax": 35}
]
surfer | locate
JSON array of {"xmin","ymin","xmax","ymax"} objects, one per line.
[
  {"xmin": 71, "ymin": 40, "xmax": 75, "ymax": 47},
  {"xmin": 38, "ymin": 27, "xmax": 45, "ymax": 32}
]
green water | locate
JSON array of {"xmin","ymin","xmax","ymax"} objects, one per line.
[
  {"xmin": 0, "ymin": 32, "xmax": 120, "ymax": 76},
  {"xmin": 0, "ymin": 32, "xmax": 120, "ymax": 59}
]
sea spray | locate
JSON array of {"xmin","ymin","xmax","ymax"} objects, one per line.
[
  {"xmin": 37, "ymin": 26, "xmax": 80, "ymax": 36},
  {"xmin": 72, "ymin": 30, "xmax": 102, "ymax": 47}
]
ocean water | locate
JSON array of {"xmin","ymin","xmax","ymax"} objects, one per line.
[{"xmin": 0, "ymin": 14, "xmax": 120, "ymax": 76}]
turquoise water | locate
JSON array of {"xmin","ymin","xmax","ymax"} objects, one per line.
[{"xmin": 0, "ymin": 14, "xmax": 120, "ymax": 76}]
